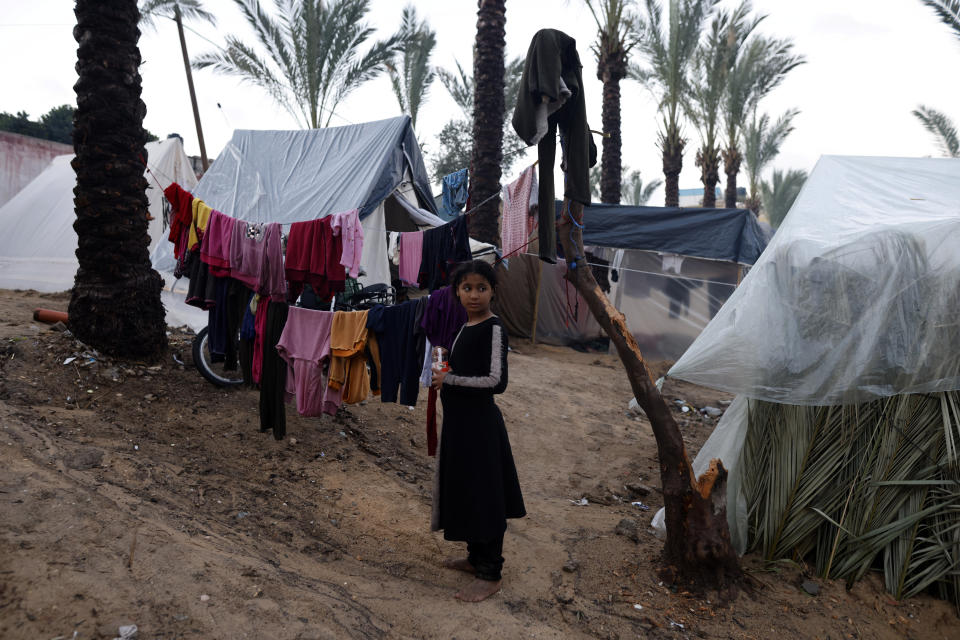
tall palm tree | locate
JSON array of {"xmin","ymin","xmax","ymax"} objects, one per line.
[
  {"xmin": 912, "ymin": 105, "xmax": 959, "ymax": 157},
  {"xmin": 468, "ymin": 0, "xmax": 507, "ymax": 246},
  {"xmin": 721, "ymin": 32, "xmax": 804, "ymax": 208},
  {"xmin": 139, "ymin": 0, "xmax": 216, "ymax": 169},
  {"xmin": 742, "ymin": 107, "xmax": 798, "ymax": 212},
  {"xmin": 387, "ymin": 5, "xmax": 435, "ymax": 130},
  {"xmin": 761, "ymin": 168, "xmax": 806, "ymax": 228},
  {"xmin": 685, "ymin": 3, "xmax": 757, "ymax": 207},
  {"xmin": 70, "ymin": 0, "xmax": 167, "ymax": 360},
  {"xmin": 193, "ymin": 0, "xmax": 401, "ymax": 128},
  {"xmin": 631, "ymin": 0, "xmax": 720, "ymax": 207},
  {"xmin": 585, "ymin": 0, "xmax": 639, "ymax": 204}
]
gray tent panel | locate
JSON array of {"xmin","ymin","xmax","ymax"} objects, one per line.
[{"xmin": 193, "ymin": 116, "xmax": 437, "ymax": 224}]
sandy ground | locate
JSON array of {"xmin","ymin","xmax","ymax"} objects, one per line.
[{"xmin": 0, "ymin": 288, "xmax": 956, "ymax": 639}]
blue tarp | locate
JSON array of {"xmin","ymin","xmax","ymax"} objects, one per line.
[{"xmin": 558, "ymin": 201, "xmax": 767, "ymax": 265}]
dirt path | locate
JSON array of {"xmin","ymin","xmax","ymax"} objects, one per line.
[{"xmin": 0, "ymin": 289, "xmax": 956, "ymax": 639}]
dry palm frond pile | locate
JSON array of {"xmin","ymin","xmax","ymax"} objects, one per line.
[{"xmin": 743, "ymin": 392, "xmax": 960, "ymax": 611}]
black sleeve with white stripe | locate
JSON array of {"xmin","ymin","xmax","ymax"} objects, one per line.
[{"xmin": 443, "ymin": 324, "xmax": 508, "ymax": 395}]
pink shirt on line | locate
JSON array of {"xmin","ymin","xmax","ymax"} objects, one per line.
[
  {"xmin": 501, "ymin": 164, "xmax": 538, "ymax": 257},
  {"xmin": 275, "ymin": 307, "xmax": 342, "ymax": 417},
  {"xmin": 398, "ymin": 231, "xmax": 424, "ymax": 286},
  {"xmin": 331, "ymin": 208, "xmax": 364, "ymax": 278}
]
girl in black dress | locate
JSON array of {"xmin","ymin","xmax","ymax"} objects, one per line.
[{"xmin": 431, "ymin": 260, "xmax": 526, "ymax": 602}]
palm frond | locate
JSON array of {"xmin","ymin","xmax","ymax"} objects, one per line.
[
  {"xmin": 386, "ymin": 4, "xmax": 436, "ymax": 129},
  {"xmin": 760, "ymin": 167, "xmax": 806, "ymax": 227},
  {"xmin": 437, "ymin": 59, "xmax": 474, "ymax": 118},
  {"xmin": 139, "ymin": 0, "xmax": 217, "ymax": 30},
  {"xmin": 742, "ymin": 107, "xmax": 798, "ymax": 200},
  {"xmin": 920, "ymin": 0, "xmax": 960, "ymax": 43},
  {"xmin": 912, "ymin": 104, "xmax": 960, "ymax": 158}
]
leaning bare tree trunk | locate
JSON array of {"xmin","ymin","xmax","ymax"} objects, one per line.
[
  {"xmin": 468, "ymin": 0, "xmax": 506, "ymax": 246},
  {"xmin": 557, "ymin": 199, "xmax": 741, "ymax": 593},
  {"xmin": 70, "ymin": 0, "xmax": 167, "ymax": 361}
]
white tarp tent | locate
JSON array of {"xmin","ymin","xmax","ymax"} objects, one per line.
[
  {"xmin": 653, "ymin": 155, "xmax": 960, "ymax": 550},
  {"xmin": 0, "ymin": 136, "xmax": 198, "ymax": 289},
  {"xmin": 0, "ymin": 136, "xmax": 203, "ymax": 329}
]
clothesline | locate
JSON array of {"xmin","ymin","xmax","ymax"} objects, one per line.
[{"xmin": 517, "ymin": 252, "xmax": 740, "ymax": 288}]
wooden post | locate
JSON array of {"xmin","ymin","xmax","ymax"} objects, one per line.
[
  {"xmin": 530, "ymin": 259, "xmax": 543, "ymax": 344},
  {"xmin": 174, "ymin": 4, "xmax": 209, "ymax": 171}
]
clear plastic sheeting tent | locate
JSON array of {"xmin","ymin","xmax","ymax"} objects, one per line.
[{"xmin": 668, "ymin": 155, "xmax": 960, "ymax": 405}]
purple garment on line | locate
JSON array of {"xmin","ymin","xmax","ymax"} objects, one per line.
[
  {"xmin": 230, "ymin": 220, "xmax": 287, "ymax": 300},
  {"xmin": 275, "ymin": 306, "xmax": 342, "ymax": 417},
  {"xmin": 419, "ymin": 285, "xmax": 467, "ymax": 351}
]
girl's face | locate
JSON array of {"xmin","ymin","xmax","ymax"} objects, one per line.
[{"xmin": 456, "ymin": 273, "xmax": 494, "ymax": 316}]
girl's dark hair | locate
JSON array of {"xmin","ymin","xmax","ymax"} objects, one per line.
[{"xmin": 450, "ymin": 259, "xmax": 498, "ymax": 291}]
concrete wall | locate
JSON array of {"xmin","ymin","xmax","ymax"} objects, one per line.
[{"xmin": 0, "ymin": 131, "xmax": 72, "ymax": 207}]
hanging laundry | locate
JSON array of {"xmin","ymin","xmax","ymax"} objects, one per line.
[
  {"xmin": 500, "ymin": 164, "xmax": 539, "ymax": 258},
  {"xmin": 418, "ymin": 217, "xmax": 472, "ymax": 292},
  {"xmin": 285, "ymin": 216, "xmax": 346, "ymax": 301},
  {"xmin": 661, "ymin": 253, "xmax": 684, "ymax": 274},
  {"xmin": 200, "ymin": 210, "xmax": 235, "ymax": 278},
  {"xmin": 252, "ymin": 295, "xmax": 269, "ymax": 385},
  {"xmin": 512, "ymin": 29, "xmax": 597, "ymax": 264},
  {"xmin": 398, "ymin": 231, "xmax": 424, "ymax": 287},
  {"xmin": 419, "ymin": 285, "xmax": 468, "ymax": 457},
  {"xmin": 259, "ymin": 302, "xmax": 290, "ymax": 439},
  {"xmin": 441, "ymin": 168, "xmax": 469, "ymax": 217},
  {"xmin": 230, "ymin": 221, "xmax": 286, "ymax": 300},
  {"xmin": 331, "ymin": 208, "xmax": 364, "ymax": 278},
  {"xmin": 419, "ymin": 285, "xmax": 467, "ymax": 351},
  {"xmin": 328, "ymin": 310, "xmax": 379, "ymax": 404},
  {"xmin": 367, "ymin": 299, "xmax": 426, "ymax": 406},
  {"xmin": 163, "ymin": 182, "xmax": 194, "ymax": 259},
  {"xmin": 189, "ymin": 198, "xmax": 213, "ymax": 252},
  {"xmin": 275, "ymin": 306, "xmax": 342, "ymax": 418}
]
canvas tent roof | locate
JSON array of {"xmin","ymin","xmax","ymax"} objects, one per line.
[
  {"xmin": 567, "ymin": 201, "xmax": 767, "ymax": 264},
  {"xmin": 668, "ymin": 155, "xmax": 960, "ymax": 406},
  {"xmin": 0, "ymin": 137, "xmax": 198, "ymax": 293}
]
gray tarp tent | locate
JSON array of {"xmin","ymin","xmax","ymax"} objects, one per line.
[
  {"xmin": 152, "ymin": 115, "xmax": 444, "ymax": 294},
  {"xmin": 494, "ymin": 202, "xmax": 768, "ymax": 360}
]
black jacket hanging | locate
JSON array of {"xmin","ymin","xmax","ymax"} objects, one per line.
[{"xmin": 512, "ymin": 29, "xmax": 597, "ymax": 264}]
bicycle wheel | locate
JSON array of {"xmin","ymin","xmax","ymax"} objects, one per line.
[{"xmin": 192, "ymin": 326, "xmax": 246, "ymax": 387}]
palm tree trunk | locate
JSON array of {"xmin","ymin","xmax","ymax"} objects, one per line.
[
  {"xmin": 696, "ymin": 145, "xmax": 720, "ymax": 208},
  {"xmin": 70, "ymin": 0, "xmax": 167, "ymax": 361},
  {"xmin": 598, "ymin": 46, "xmax": 626, "ymax": 205},
  {"xmin": 661, "ymin": 127, "xmax": 684, "ymax": 208},
  {"xmin": 468, "ymin": 0, "xmax": 506, "ymax": 246},
  {"xmin": 722, "ymin": 145, "xmax": 742, "ymax": 209},
  {"xmin": 557, "ymin": 199, "xmax": 741, "ymax": 595}
]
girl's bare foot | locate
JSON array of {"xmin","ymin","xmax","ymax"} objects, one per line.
[
  {"xmin": 442, "ymin": 557, "xmax": 475, "ymax": 574},
  {"xmin": 454, "ymin": 578, "xmax": 501, "ymax": 602}
]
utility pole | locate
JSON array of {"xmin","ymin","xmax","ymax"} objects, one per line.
[{"xmin": 174, "ymin": 4, "xmax": 209, "ymax": 171}]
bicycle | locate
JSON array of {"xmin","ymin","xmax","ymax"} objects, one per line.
[{"xmin": 192, "ymin": 279, "xmax": 395, "ymax": 387}]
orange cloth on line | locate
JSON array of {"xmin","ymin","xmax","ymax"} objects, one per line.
[
  {"xmin": 328, "ymin": 310, "xmax": 374, "ymax": 404},
  {"xmin": 189, "ymin": 198, "xmax": 213, "ymax": 251}
]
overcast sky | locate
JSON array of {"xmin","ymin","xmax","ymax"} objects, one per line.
[{"xmin": 2, "ymin": 0, "xmax": 959, "ymax": 204}]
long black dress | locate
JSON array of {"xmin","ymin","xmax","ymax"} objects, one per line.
[{"xmin": 432, "ymin": 316, "xmax": 526, "ymax": 542}]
